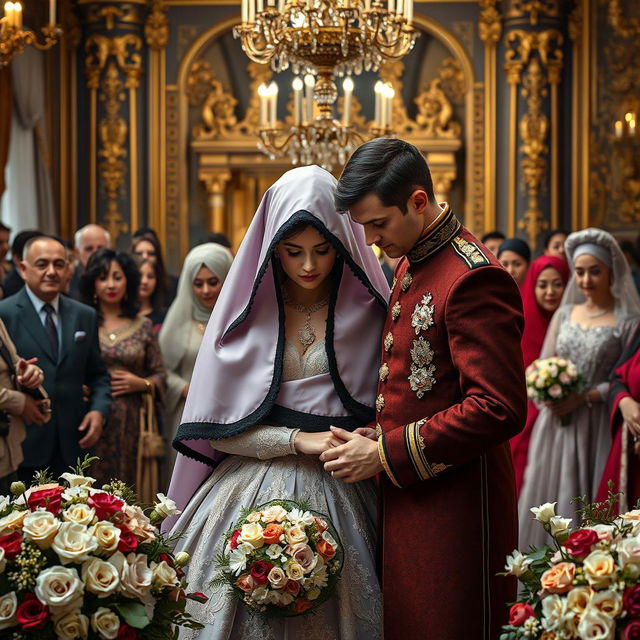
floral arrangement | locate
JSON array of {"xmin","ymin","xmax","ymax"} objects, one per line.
[
  {"xmin": 214, "ymin": 499, "xmax": 343, "ymax": 617},
  {"xmin": 525, "ymin": 357, "xmax": 583, "ymax": 426},
  {"xmin": 0, "ymin": 456, "xmax": 206, "ymax": 639},
  {"xmin": 501, "ymin": 492, "xmax": 640, "ymax": 640}
]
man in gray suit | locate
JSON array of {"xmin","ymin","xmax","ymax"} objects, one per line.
[{"xmin": 0, "ymin": 235, "xmax": 111, "ymax": 482}]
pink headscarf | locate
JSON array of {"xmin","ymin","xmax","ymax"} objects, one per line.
[{"xmin": 166, "ymin": 165, "xmax": 389, "ymax": 516}]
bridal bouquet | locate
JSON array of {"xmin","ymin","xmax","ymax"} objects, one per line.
[
  {"xmin": 526, "ymin": 357, "xmax": 583, "ymax": 426},
  {"xmin": 0, "ymin": 456, "xmax": 206, "ymax": 639},
  {"xmin": 213, "ymin": 499, "xmax": 343, "ymax": 617},
  {"xmin": 501, "ymin": 494, "xmax": 640, "ymax": 640}
]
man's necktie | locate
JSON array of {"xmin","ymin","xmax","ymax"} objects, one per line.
[{"xmin": 43, "ymin": 303, "xmax": 59, "ymax": 361}]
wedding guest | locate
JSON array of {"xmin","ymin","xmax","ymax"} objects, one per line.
[
  {"xmin": 597, "ymin": 325, "xmax": 640, "ymax": 510},
  {"xmin": 158, "ymin": 243, "xmax": 233, "ymax": 482},
  {"xmin": 137, "ymin": 258, "xmax": 166, "ymax": 332},
  {"xmin": 519, "ymin": 228, "xmax": 640, "ymax": 550},
  {"xmin": 498, "ymin": 237, "xmax": 531, "ymax": 287},
  {"xmin": 1, "ymin": 229, "xmax": 40, "ymax": 298},
  {"xmin": 481, "ymin": 230, "xmax": 505, "ymax": 256},
  {"xmin": 510, "ymin": 255, "xmax": 570, "ymax": 493},
  {"xmin": 80, "ymin": 248, "xmax": 166, "ymax": 502},
  {"xmin": 69, "ymin": 224, "xmax": 112, "ymax": 299},
  {"xmin": 543, "ymin": 229, "xmax": 568, "ymax": 260},
  {"xmin": 132, "ymin": 230, "xmax": 178, "ymax": 305}
]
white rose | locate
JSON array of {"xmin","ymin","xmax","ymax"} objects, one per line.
[
  {"xmin": 267, "ymin": 566, "xmax": 288, "ymax": 589},
  {"xmin": 23, "ymin": 509, "xmax": 60, "ymax": 549},
  {"xmin": 0, "ymin": 592, "xmax": 17, "ymax": 630},
  {"xmin": 54, "ymin": 610, "xmax": 89, "ymax": 640},
  {"xmin": 63, "ymin": 504, "xmax": 96, "ymax": 527},
  {"xmin": 153, "ymin": 493, "xmax": 181, "ymax": 519},
  {"xmin": 90, "ymin": 521, "xmax": 121, "ymax": 556},
  {"xmin": 266, "ymin": 544, "xmax": 283, "ymax": 560},
  {"xmin": 285, "ymin": 524, "xmax": 308, "ymax": 545},
  {"xmin": 0, "ymin": 509, "xmax": 27, "ymax": 535},
  {"xmin": 82, "ymin": 557, "xmax": 120, "ymax": 598},
  {"xmin": 583, "ymin": 550, "xmax": 617, "ymax": 588},
  {"xmin": 239, "ymin": 523, "xmax": 264, "ymax": 549},
  {"xmin": 0, "ymin": 547, "xmax": 5, "ymax": 573},
  {"xmin": 34, "ymin": 566, "xmax": 84, "ymax": 616},
  {"xmin": 549, "ymin": 516, "xmax": 572, "ymax": 539},
  {"xmin": 90, "ymin": 607, "xmax": 120, "ymax": 639},
  {"xmin": 262, "ymin": 505, "xmax": 288, "ymax": 523},
  {"xmin": 541, "ymin": 594, "xmax": 571, "ymax": 632},
  {"xmin": 62, "ymin": 486, "xmax": 90, "ymax": 502},
  {"xmin": 52, "ymin": 522, "xmax": 99, "ymax": 564},
  {"xmin": 152, "ymin": 560, "xmax": 180, "ymax": 589},
  {"xmin": 110, "ymin": 551, "xmax": 152, "ymax": 599},
  {"xmin": 59, "ymin": 473, "xmax": 96, "ymax": 488},
  {"xmin": 504, "ymin": 550, "xmax": 533, "ymax": 577},
  {"xmin": 590, "ymin": 589, "xmax": 622, "ymax": 617},
  {"xmin": 576, "ymin": 607, "xmax": 615, "ymax": 640},
  {"xmin": 286, "ymin": 562, "xmax": 305, "ymax": 581},
  {"xmin": 617, "ymin": 536, "xmax": 640, "ymax": 575}
]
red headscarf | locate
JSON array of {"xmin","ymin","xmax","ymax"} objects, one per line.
[{"xmin": 520, "ymin": 255, "xmax": 570, "ymax": 367}]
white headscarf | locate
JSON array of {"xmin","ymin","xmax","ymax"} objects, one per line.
[{"xmin": 159, "ymin": 243, "xmax": 233, "ymax": 371}]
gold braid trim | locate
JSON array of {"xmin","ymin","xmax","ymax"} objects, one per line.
[
  {"xmin": 404, "ymin": 421, "xmax": 433, "ymax": 481},
  {"xmin": 378, "ymin": 436, "xmax": 402, "ymax": 488}
]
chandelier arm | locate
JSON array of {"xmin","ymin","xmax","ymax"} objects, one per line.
[{"xmin": 259, "ymin": 128, "xmax": 298, "ymax": 155}]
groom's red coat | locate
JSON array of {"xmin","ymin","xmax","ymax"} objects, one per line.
[{"xmin": 376, "ymin": 206, "xmax": 526, "ymax": 639}]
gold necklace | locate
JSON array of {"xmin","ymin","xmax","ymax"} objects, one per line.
[
  {"xmin": 282, "ymin": 289, "xmax": 330, "ymax": 354},
  {"xmin": 103, "ymin": 320, "xmax": 134, "ymax": 344}
]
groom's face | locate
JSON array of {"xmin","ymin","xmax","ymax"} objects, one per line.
[{"xmin": 348, "ymin": 191, "xmax": 428, "ymax": 258}]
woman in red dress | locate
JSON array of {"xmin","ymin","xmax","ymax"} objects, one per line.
[{"xmin": 511, "ymin": 254, "xmax": 569, "ymax": 493}]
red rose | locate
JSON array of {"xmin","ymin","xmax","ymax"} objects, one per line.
[
  {"xmin": 623, "ymin": 619, "xmax": 640, "ymax": 640},
  {"xmin": 27, "ymin": 486, "xmax": 64, "ymax": 516},
  {"xmin": 293, "ymin": 598, "xmax": 312, "ymax": 613},
  {"xmin": 625, "ymin": 587, "xmax": 640, "ymax": 617},
  {"xmin": 88, "ymin": 492, "xmax": 124, "ymax": 520},
  {"xmin": 0, "ymin": 531, "xmax": 22, "ymax": 560},
  {"xmin": 229, "ymin": 530, "xmax": 241, "ymax": 550},
  {"xmin": 509, "ymin": 602, "xmax": 536, "ymax": 627},
  {"xmin": 284, "ymin": 579, "xmax": 300, "ymax": 597},
  {"xmin": 16, "ymin": 593, "xmax": 48, "ymax": 630},
  {"xmin": 250, "ymin": 561, "xmax": 274, "ymax": 585},
  {"xmin": 116, "ymin": 623, "xmax": 137, "ymax": 640},
  {"xmin": 117, "ymin": 525, "xmax": 138, "ymax": 553},
  {"xmin": 564, "ymin": 529, "xmax": 599, "ymax": 559},
  {"xmin": 158, "ymin": 553, "xmax": 173, "ymax": 566}
]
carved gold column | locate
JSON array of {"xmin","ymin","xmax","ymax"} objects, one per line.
[
  {"xmin": 502, "ymin": 1, "xmax": 566, "ymax": 250},
  {"xmin": 199, "ymin": 169, "xmax": 231, "ymax": 233}
]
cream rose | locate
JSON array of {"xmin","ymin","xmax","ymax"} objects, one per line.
[
  {"xmin": 286, "ymin": 562, "xmax": 305, "ymax": 581},
  {"xmin": 541, "ymin": 594, "xmax": 571, "ymax": 633},
  {"xmin": 289, "ymin": 543, "xmax": 317, "ymax": 573},
  {"xmin": 34, "ymin": 566, "xmax": 84, "ymax": 616},
  {"xmin": 590, "ymin": 589, "xmax": 622, "ymax": 617},
  {"xmin": 153, "ymin": 493, "xmax": 181, "ymax": 519},
  {"xmin": 52, "ymin": 522, "xmax": 99, "ymax": 564},
  {"xmin": 583, "ymin": 550, "xmax": 617, "ymax": 588},
  {"xmin": 62, "ymin": 486, "xmax": 90, "ymax": 502},
  {"xmin": 576, "ymin": 607, "xmax": 615, "ymax": 640},
  {"xmin": 239, "ymin": 523, "xmax": 264, "ymax": 549},
  {"xmin": 530, "ymin": 502, "xmax": 557, "ymax": 524},
  {"xmin": 110, "ymin": 551, "xmax": 152, "ymax": 599},
  {"xmin": 246, "ymin": 512, "xmax": 262, "ymax": 523},
  {"xmin": 90, "ymin": 607, "xmax": 120, "ymax": 639},
  {"xmin": 82, "ymin": 557, "xmax": 120, "ymax": 598},
  {"xmin": 262, "ymin": 505, "xmax": 288, "ymax": 523},
  {"xmin": 616, "ymin": 536, "xmax": 640, "ymax": 574},
  {"xmin": 0, "ymin": 592, "xmax": 17, "ymax": 630},
  {"xmin": 122, "ymin": 504, "xmax": 156, "ymax": 542},
  {"xmin": 0, "ymin": 509, "xmax": 27, "ymax": 535},
  {"xmin": 63, "ymin": 504, "xmax": 96, "ymax": 527},
  {"xmin": 54, "ymin": 610, "xmax": 89, "ymax": 640},
  {"xmin": 566, "ymin": 586, "xmax": 593, "ymax": 616},
  {"xmin": 23, "ymin": 509, "xmax": 60, "ymax": 549},
  {"xmin": 587, "ymin": 525, "xmax": 616, "ymax": 543},
  {"xmin": 90, "ymin": 521, "xmax": 121, "ymax": 556},
  {"xmin": 0, "ymin": 547, "xmax": 5, "ymax": 573},
  {"xmin": 59, "ymin": 473, "xmax": 96, "ymax": 488},
  {"xmin": 549, "ymin": 516, "xmax": 572, "ymax": 539},
  {"xmin": 267, "ymin": 566, "xmax": 288, "ymax": 589},
  {"xmin": 285, "ymin": 524, "xmax": 308, "ymax": 545},
  {"xmin": 152, "ymin": 561, "xmax": 180, "ymax": 589}
]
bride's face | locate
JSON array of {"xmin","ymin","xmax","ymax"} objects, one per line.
[
  {"xmin": 574, "ymin": 253, "xmax": 611, "ymax": 300},
  {"xmin": 276, "ymin": 226, "xmax": 336, "ymax": 291}
]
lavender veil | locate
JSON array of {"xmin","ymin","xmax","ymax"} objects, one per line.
[{"xmin": 166, "ymin": 165, "xmax": 389, "ymax": 514}]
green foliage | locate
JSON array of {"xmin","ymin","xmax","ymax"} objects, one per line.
[
  {"xmin": 32, "ymin": 468, "xmax": 54, "ymax": 486},
  {"xmin": 114, "ymin": 601, "xmax": 151, "ymax": 629},
  {"xmin": 70, "ymin": 454, "xmax": 99, "ymax": 476}
]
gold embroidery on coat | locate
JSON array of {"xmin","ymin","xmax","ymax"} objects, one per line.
[
  {"xmin": 379, "ymin": 363, "xmax": 389, "ymax": 382},
  {"xmin": 376, "ymin": 394, "xmax": 385, "ymax": 412},
  {"xmin": 431, "ymin": 463, "xmax": 452, "ymax": 475},
  {"xmin": 375, "ymin": 423, "xmax": 382, "ymax": 437},
  {"xmin": 411, "ymin": 293, "xmax": 435, "ymax": 335},
  {"xmin": 401, "ymin": 272, "xmax": 413, "ymax": 292},
  {"xmin": 404, "ymin": 420, "xmax": 432, "ymax": 480},
  {"xmin": 384, "ymin": 332, "xmax": 394, "ymax": 352},
  {"xmin": 451, "ymin": 236, "xmax": 490, "ymax": 269},
  {"xmin": 391, "ymin": 301, "xmax": 401, "ymax": 321}
]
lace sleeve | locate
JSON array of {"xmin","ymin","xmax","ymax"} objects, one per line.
[{"xmin": 209, "ymin": 425, "xmax": 300, "ymax": 460}]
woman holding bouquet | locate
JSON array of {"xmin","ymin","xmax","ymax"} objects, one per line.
[
  {"xmin": 165, "ymin": 165, "xmax": 387, "ymax": 639},
  {"xmin": 519, "ymin": 228, "xmax": 640, "ymax": 549}
]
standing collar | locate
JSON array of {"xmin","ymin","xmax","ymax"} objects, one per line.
[
  {"xmin": 407, "ymin": 203, "xmax": 461, "ymax": 264},
  {"xmin": 25, "ymin": 286, "xmax": 61, "ymax": 314}
]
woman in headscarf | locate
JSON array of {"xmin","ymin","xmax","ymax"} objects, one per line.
[
  {"xmin": 159, "ymin": 243, "xmax": 233, "ymax": 482},
  {"xmin": 510, "ymin": 255, "xmax": 570, "ymax": 494},
  {"xmin": 518, "ymin": 228, "xmax": 640, "ymax": 549},
  {"xmin": 165, "ymin": 165, "xmax": 388, "ymax": 639},
  {"xmin": 498, "ymin": 237, "xmax": 531, "ymax": 287}
]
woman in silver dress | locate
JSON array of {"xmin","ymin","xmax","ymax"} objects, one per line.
[
  {"xmin": 519, "ymin": 228, "xmax": 640, "ymax": 549},
  {"xmin": 165, "ymin": 165, "xmax": 389, "ymax": 639}
]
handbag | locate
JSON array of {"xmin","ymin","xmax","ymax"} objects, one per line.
[{"xmin": 136, "ymin": 389, "xmax": 164, "ymax": 504}]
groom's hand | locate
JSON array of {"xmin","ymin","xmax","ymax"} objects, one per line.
[
  {"xmin": 320, "ymin": 427, "xmax": 383, "ymax": 483},
  {"xmin": 353, "ymin": 427, "xmax": 378, "ymax": 441}
]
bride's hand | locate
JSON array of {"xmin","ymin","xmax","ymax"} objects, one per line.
[{"xmin": 294, "ymin": 431, "xmax": 342, "ymax": 456}]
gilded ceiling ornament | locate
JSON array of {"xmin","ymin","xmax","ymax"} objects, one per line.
[
  {"xmin": 478, "ymin": 0, "xmax": 502, "ymax": 45},
  {"xmin": 411, "ymin": 294, "xmax": 435, "ymax": 335},
  {"xmin": 145, "ymin": 0, "xmax": 168, "ymax": 51}
]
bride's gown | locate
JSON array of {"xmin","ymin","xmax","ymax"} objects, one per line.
[{"xmin": 171, "ymin": 340, "xmax": 382, "ymax": 640}]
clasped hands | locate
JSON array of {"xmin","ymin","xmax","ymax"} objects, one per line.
[{"xmin": 295, "ymin": 426, "xmax": 383, "ymax": 483}]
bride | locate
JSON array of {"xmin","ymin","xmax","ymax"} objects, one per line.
[{"xmin": 165, "ymin": 165, "xmax": 389, "ymax": 639}]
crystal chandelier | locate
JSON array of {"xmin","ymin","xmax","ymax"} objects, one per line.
[
  {"xmin": 234, "ymin": 0, "xmax": 417, "ymax": 169},
  {"xmin": 1, "ymin": 0, "xmax": 61, "ymax": 67}
]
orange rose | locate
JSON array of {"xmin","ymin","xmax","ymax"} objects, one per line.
[
  {"xmin": 235, "ymin": 574, "xmax": 255, "ymax": 593},
  {"xmin": 540, "ymin": 562, "xmax": 575, "ymax": 594},
  {"xmin": 316, "ymin": 539, "xmax": 335, "ymax": 560},
  {"xmin": 293, "ymin": 598, "xmax": 312, "ymax": 613},
  {"xmin": 263, "ymin": 524, "xmax": 284, "ymax": 545}
]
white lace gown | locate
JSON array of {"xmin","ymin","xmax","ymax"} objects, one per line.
[{"xmin": 170, "ymin": 341, "xmax": 382, "ymax": 640}]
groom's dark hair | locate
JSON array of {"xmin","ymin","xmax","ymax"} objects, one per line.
[{"xmin": 334, "ymin": 138, "xmax": 437, "ymax": 214}]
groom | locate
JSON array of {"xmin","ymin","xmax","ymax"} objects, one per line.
[{"xmin": 321, "ymin": 139, "xmax": 527, "ymax": 639}]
